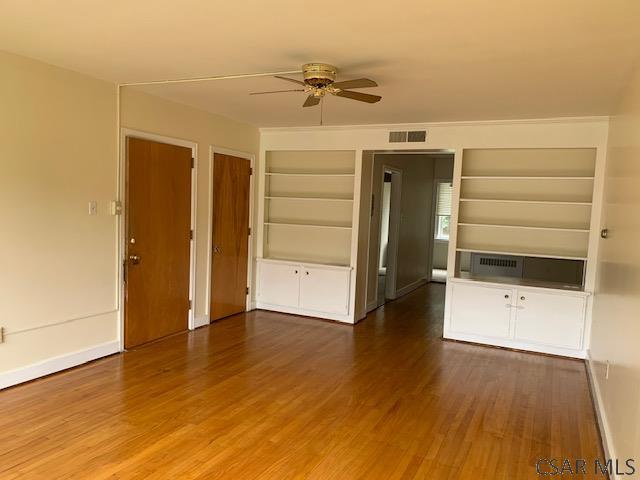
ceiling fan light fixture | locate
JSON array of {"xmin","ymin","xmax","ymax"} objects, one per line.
[{"xmin": 302, "ymin": 63, "xmax": 337, "ymax": 88}]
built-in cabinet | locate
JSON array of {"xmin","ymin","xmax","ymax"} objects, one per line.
[
  {"xmin": 256, "ymin": 150, "xmax": 358, "ymax": 322},
  {"xmin": 446, "ymin": 147, "xmax": 599, "ymax": 358},
  {"xmin": 256, "ymin": 259, "xmax": 352, "ymax": 320},
  {"xmin": 447, "ymin": 279, "xmax": 587, "ymax": 356}
]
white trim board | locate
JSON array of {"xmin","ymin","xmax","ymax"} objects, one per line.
[
  {"xmin": 585, "ymin": 351, "xmax": 618, "ymax": 478},
  {"xmin": 118, "ymin": 128, "xmax": 198, "ymax": 351},
  {"xmin": 208, "ymin": 147, "xmax": 256, "ymax": 317},
  {"xmin": 0, "ymin": 341, "xmax": 120, "ymax": 390}
]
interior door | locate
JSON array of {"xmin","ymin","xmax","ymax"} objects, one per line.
[
  {"xmin": 210, "ymin": 153, "xmax": 251, "ymax": 321},
  {"xmin": 125, "ymin": 137, "xmax": 192, "ymax": 348}
]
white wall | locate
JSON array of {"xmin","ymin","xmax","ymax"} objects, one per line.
[
  {"xmin": 0, "ymin": 51, "xmax": 119, "ymax": 374},
  {"xmin": 589, "ymin": 65, "xmax": 640, "ymax": 464},
  {"xmin": 0, "ymin": 52, "xmax": 259, "ymax": 386},
  {"xmin": 261, "ymin": 119, "xmax": 609, "ymax": 323}
]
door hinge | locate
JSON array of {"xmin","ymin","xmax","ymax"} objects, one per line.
[
  {"xmin": 190, "ymin": 229, "xmax": 194, "ymax": 240},
  {"xmin": 246, "ymin": 287, "xmax": 249, "ymax": 295},
  {"xmin": 189, "ymin": 300, "xmax": 192, "ymax": 309},
  {"xmin": 249, "ymin": 167, "xmax": 253, "ymax": 175},
  {"xmin": 191, "ymin": 157, "xmax": 195, "ymax": 168},
  {"xmin": 248, "ymin": 227, "xmax": 251, "ymax": 236}
]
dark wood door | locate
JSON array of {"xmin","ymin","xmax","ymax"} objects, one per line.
[
  {"xmin": 210, "ymin": 153, "xmax": 251, "ymax": 321},
  {"xmin": 125, "ymin": 137, "xmax": 192, "ymax": 348}
]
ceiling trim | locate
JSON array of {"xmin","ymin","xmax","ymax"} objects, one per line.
[{"xmin": 259, "ymin": 116, "xmax": 610, "ymax": 133}]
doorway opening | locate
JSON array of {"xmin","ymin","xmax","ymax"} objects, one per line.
[{"xmin": 364, "ymin": 150, "xmax": 454, "ymax": 315}]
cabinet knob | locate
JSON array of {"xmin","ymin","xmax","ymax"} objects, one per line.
[
  {"xmin": 504, "ymin": 294, "xmax": 510, "ymax": 299},
  {"xmin": 520, "ymin": 296, "xmax": 525, "ymax": 301},
  {"xmin": 306, "ymin": 271, "xmax": 309, "ymax": 275},
  {"xmin": 294, "ymin": 269, "xmax": 298, "ymax": 274}
]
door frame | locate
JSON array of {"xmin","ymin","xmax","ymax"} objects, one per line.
[
  {"xmin": 206, "ymin": 146, "xmax": 255, "ymax": 322},
  {"xmin": 375, "ymin": 165, "xmax": 402, "ymax": 302},
  {"xmin": 118, "ymin": 128, "xmax": 198, "ymax": 351}
]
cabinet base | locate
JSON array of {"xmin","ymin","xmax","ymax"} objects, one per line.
[
  {"xmin": 255, "ymin": 302, "xmax": 354, "ymax": 324},
  {"xmin": 443, "ymin": 331, "xmax": 586, "ymax": 359}
]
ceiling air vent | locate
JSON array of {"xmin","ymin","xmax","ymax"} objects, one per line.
[
  {"xmin": 388, "ymin": 130, "xmax": 427, "ymax": 143},
  {"xmin": 407, "ymin": 130, "xmax": 427, "ymax": 142},
  {"xmin": 388, "ymin": 131, "xmax": 407, "ymax": 143}
]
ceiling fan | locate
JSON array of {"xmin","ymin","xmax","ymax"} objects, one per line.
[{"xmin": 250, "ymin": 63, "xmax": 381, "ymax": 107}]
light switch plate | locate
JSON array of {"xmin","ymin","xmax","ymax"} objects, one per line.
[
  {"xmin": 88, "ymin": 201, "xmax": 97, "ymax": 216},
  {"xmin": 109, "ymin": 200, "xmax": 122, "ymax": 216}
]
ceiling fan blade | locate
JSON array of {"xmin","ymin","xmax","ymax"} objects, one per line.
[
  {"xmin": 334, "ymin": 90, "xmax": 382, "ymax": 103},
  {"xmin": 303, "ymin": 95, "xmax": 321, "ymax": 107},
  {"xmin": 331, "ymin": 78, "xmax": 378, "ymax": 89},
  {"xmin": 250, "ymin": 89, "xmax": 304, "ymax": 95},
  {"xmin": 274, "ymin": 75, "xmax": 306, "ymax": 86}
]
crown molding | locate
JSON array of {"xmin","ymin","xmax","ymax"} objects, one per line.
[{"xmin": 259, "ymin": 116, "xmax": 610, "ymax": 133}]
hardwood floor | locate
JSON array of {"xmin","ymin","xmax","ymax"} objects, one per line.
[{"xmin": 0, "ymin": 284, "xmax": 603, "ymax": 479}]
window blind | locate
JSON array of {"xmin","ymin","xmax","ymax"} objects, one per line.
[{"xmin": 436, "ymin": 182, "xmax": 453, "ymax": 216}]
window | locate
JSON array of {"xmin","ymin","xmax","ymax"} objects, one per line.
[{"xmin": 435, "ymin": 182, "xmax": 452, "ymax": 240}]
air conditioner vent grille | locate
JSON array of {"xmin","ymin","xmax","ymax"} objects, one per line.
[
  {"xmin": 479, "ymin": 257, "xmax": 518, "ymax": 268},
  {"xmin": 407, "ymin": 130, "xmax": 427, "ymax": 142},
  {"xmin": 388, "ymin": 131, "xmax": 407, "ymax": 143}
]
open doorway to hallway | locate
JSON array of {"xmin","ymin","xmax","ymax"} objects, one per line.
[{"xmin": 365, "ymin": 150, "xmax": 454, "ymax": 314}]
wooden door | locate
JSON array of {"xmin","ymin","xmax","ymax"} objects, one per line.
[
  {"xmin": 210, "ymin": 153, "xmax": 251, "ymax": 321},
  {"xmin": 125, "ymin": 137, "xmax": 192, "ymax": 348}
]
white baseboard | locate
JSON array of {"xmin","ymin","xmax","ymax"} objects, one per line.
[
  {"xmin": 255, "ymin": 302, "xmax": 353, "ymax": 324},
  {"xmin": 394, "ymin": 277, "xmax": 428, "ymax": 298},
  {"xmin": 585, "ymin": 350, "xmax": 618, "ymax": 477},
  {"xmin": 0, "ymin": 340, "xmax": 120, "ymax": 390},
  {"xmin": 194, "ymin": 315, "xmax": 210, "ymax": 328}
]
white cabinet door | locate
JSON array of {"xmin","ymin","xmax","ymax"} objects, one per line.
[
  {"xmin": 514, "ymin": 290, "xmax": 585, "ymax": 349},
  {"xmin": 258, "ymin": 261, "xmax": 300, "ymax": 308},
  {"xmin": 300, "ymin": 265, "xmax": 351, "ymax": 315},
  {"xmin": 450, "ymin": 282, "xmax": 514, "ymax": 338}
]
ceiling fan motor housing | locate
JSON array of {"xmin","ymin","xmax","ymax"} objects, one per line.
[{"xmin": 303, "ymin": 63, "xmax": 337, "ymax": 88}]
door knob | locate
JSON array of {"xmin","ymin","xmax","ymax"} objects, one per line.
[
  {"xmin": 213, "ymin": 245, "xmax": 221, "ymax": 254},
  {"xmin": 129, "ymin": 254, "xmax": 141, "ymax": 264}
]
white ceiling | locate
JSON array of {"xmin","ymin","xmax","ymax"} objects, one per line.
[{"xmin": 2, "ymin": 0, "xmax": 639, "ymax": 127}]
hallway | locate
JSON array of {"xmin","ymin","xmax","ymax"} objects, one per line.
[{"xmin": 0, "ymin": 284, "xmax": 602, "ymax": 479}]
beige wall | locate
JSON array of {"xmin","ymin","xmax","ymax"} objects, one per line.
[
  {"xmin": 366, "ymin": 154, "xmax": 435, "ymax": 307},
  {"xmin": 589, "ymin": 66, "xmax": 640, "ymax": 462},
  {"xmin": 0, "ymin": 51, "xmax": 118, "ymax": 371},
  {"xmin": 0, "ymin": 52, "xmax": 259, "ymax": 377},
  {"xmin": 120, "ymin": 89, "xmax": 260, "ymax": 320}
]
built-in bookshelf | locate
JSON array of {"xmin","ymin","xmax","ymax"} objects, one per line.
[
  {"xmin": 454, "ymin": 148, "xmax": 597, "ymax": 287},
  {"xmin": 262, "ymin": 150, "xmax": 356, "ymax": 266}
]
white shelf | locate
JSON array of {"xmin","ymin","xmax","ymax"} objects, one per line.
[
  {"xmin": 265, "ymin": 221, "xmax": 352, "ymax": 230},
  {"xmin": 456, "ymin": 247, "xmax": 587, "ymax": 261},
  {"xmin": 264, "ymin": 255, "xmax": 351, "ymax": 268},
  {"xmin": 266, "ymin": 172, "xmax": 355, "ymax": 177},
  {"xmin": 265, "ymin": 195, "xmax": 354, "ymax": 202},
  {"xmin": 461, "ymin": 176, "xmax": 594, "ymax": 180},
  {"xmin": 459, "ymin": 198, "xmax": 592, "ymax": 206},
  {"xmin": 457, "ymin": 223, "xmax": 590, "ymax": 233}
]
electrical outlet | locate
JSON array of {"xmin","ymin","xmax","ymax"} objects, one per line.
[{"xmin": 605, "ymin": 360, "xmax": 610, "ymax": 380}]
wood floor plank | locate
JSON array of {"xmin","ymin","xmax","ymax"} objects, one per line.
[{"xmin": 0, "ymin": 284, "xmax": 603, "ymax": 479}]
